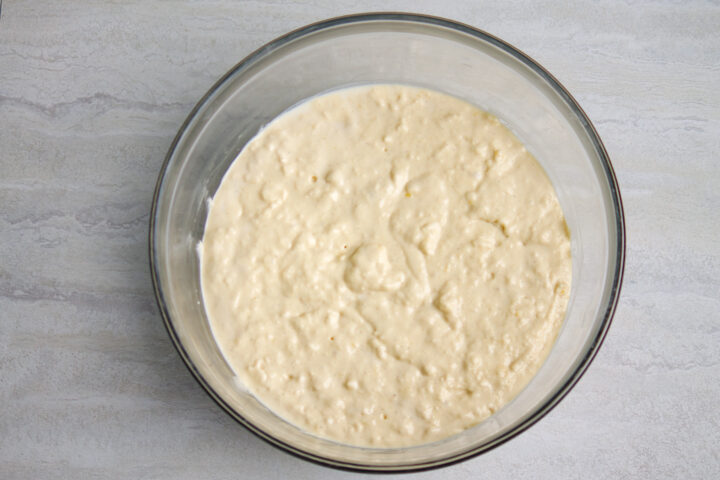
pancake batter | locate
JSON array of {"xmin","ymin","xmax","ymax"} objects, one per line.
[{"xmin": 200, "ymin": 85, "xmax": 571, "ymax": 447}]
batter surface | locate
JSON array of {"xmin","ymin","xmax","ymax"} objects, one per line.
[{"xmin": 201, "ymin": 85, "xmax": 571, "ymax": 447}]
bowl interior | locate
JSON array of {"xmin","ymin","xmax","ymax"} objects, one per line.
[{"xmin": 151, "ymin": 15, "xmax": 623, "ymax": 471}]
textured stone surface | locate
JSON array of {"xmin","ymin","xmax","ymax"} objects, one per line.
[{"xmin": 1, "ymin": 1, "xmax": 718, "ymax": 478}]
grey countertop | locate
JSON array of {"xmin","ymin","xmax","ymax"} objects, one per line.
[{"xmin": 1, "ymin": 1, "xmax": 718, "ymax": 478}]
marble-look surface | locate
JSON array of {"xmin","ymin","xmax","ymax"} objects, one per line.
[{"xmin": 1, "ymin": 1, "xmax": 718, "ymax": 478}]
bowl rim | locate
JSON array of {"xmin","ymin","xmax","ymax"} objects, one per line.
[{"xmin": 149, "ymin": 11, "xmax": 626, "ymax": 473}]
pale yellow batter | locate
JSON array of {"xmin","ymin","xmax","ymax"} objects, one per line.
[{"xmin": 201, "ymin": 85, "xmax": 571, "ymax": 447}]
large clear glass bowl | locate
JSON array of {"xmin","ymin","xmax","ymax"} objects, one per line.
[{"xmin": 150, "ymin": 13, "xmax": 625, "ymax": 472}]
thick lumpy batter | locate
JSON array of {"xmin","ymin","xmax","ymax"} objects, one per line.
[{"xmin": 201, "ymin": 85, "xmax": 571, "ymax": 447}]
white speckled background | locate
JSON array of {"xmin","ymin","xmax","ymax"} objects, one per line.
[{"xmin": 1, "ymin": 1, "xmax": 718, "ymax": 478}]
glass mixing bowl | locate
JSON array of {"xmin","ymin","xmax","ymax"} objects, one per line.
[{"xmin": 150, "ymin": 13, "xmax": 625, "ymax": 472}]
